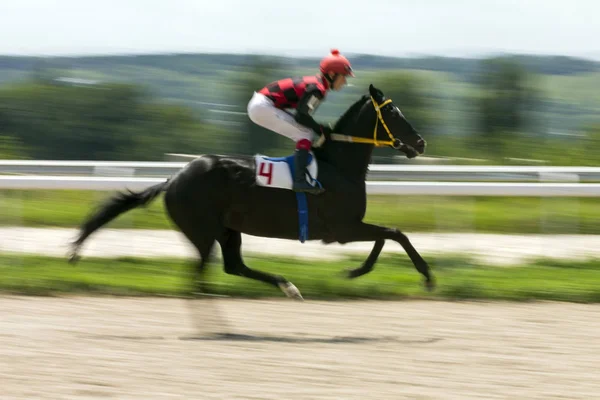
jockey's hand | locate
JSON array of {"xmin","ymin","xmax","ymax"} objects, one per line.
[{"xmin": 320, "ymin": 125, "xmax": 333, "ymax": 141}]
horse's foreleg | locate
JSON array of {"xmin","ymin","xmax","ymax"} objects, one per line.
[
  {"xmin": 345, "ymin": 239, "xmax": 385, "ymax": 279},
  {"xmin": 338, "ymin": 223, "xmax": 434, "ymax": 290}
]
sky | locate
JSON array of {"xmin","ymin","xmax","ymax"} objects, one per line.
[{"xmin": 0, "ymin": 0, "xmax": 598, "ymax": 60}]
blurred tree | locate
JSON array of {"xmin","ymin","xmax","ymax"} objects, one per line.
[
  {"xmin": 0, "ymin": 135, "xmax": 27, "ymax": 158},
  {"xmin": 232, "ymin": 57, "xmax": 293, "ymax": 156},
  {"xmin": 0, "ymin": 80, "xmax": 219, "ymax": 160},
  {"xmin": 573, "ymin": 124, "xmax": 600, "ymax": 165},
  {"xmin": 470, "ymin": 57, "xmax": 539, "ymax": 159}
]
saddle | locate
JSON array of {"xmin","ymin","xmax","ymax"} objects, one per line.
[
  {"xmin": 254, "ymin": 152, "xmax": 323, "ymax": 243},
  {"xmin": 254, "ymin": 152, "xmax": 320, "ymax": 190}
]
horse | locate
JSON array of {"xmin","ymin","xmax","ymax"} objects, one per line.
[{"xmin": 69, "ymin": 84, "xmax": 434, "ymax": 299}]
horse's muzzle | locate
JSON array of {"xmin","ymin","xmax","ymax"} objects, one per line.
[
  {"xmin": 399, "ymin": 144, "xmax": 419, "ymax": 159},
  {"xmin": 415, "ymin": 139, "xmax": 426, "ymax": 155}
]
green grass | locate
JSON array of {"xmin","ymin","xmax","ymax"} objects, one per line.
[
  {"xmin": 1, "ymin": 253, "xmax": 600, "ymax": 302},
  {"xmin": 0, "ymin": 190, "xmax": 598, "ymax": 234}
]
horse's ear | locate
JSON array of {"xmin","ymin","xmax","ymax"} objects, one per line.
[
  {"xmin": 368, "ymin": 84, "xmax": 376, "ymax": 97},
  {"xmin": 368, "ymin": 84, "xmax": 384, "ymax": 102}
]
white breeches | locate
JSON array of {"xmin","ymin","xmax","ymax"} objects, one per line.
[{"xmin": 247, "ymin": 92, "xmax": 314, "ymax": 143}]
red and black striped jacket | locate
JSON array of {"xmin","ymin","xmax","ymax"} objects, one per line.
[
  {"xmin": 259, "ymin": 75, "xmax": 328, "ymax": 109},
  {"xmin": 258, "ymin": 75, "xmax": 329, "ymax": 133}
]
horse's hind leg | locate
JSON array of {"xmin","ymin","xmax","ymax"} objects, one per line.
[
  {"xmin": 166, "ymin": 212, "xmax": 236, "ymax": 335},
  {"xmin": 164, "ymin": 206, "xmax": 216, "ymax": 294},
  {"xmin": 174, "ymin": 228, "xmax": 237, "ymax": 337},
  {"xmin": 183, "ymin": 231, "xmax": 216, "ymax": 295},
  {"xmin": 218, "ymin": 229, "xmax": 303, "ymax": 300},
  {"xmin": 163, "ymin": 185, "xmax": 221, "ymax": 294}
]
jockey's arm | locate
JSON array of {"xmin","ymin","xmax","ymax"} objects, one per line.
[{"xmin": 294, "ymin": 85, "xmax": 327, "ymax": 134}]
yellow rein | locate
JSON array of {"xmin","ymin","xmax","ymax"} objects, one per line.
[{"xmin": 329, "ymin": 97, "xmax": 401, "ymax": 148}]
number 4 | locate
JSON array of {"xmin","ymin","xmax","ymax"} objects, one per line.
[{"xmin": 259, "ymin": 162, "xmax": 273, "ymax": 185}]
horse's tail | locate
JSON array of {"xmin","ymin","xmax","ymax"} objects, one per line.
[{"xmin": 68, "ymin": 179, "xmax": 170, "ymax": 263}]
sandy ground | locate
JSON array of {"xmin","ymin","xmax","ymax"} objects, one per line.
[
  {"xmin": 1, "ymin": 227, "xmax": 600, "ymax": 265},
  {"xmin": 1, "ymin": 296, "xmax": 599, "ymax": 399}
]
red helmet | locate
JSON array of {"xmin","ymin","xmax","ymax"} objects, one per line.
[{"xmin": 319, "ymin": 49, "xmax": 354, "ymax": 77}]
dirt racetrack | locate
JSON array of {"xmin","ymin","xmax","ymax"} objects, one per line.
[{"xmin": 1, "ymin": 297, "xmax": 599, "ymax": 399}]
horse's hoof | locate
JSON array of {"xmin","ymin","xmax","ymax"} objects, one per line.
[
  {"xmin": 424, "ymin": 277, "xmax": 436, "ymax": 292},
  {"xmin": 67, "ymin": 252, "xmax": 80, "ymax": 264},
  {"xmin": 278, "ymin": 282, "xmax": 304, "ymax": 301},
  {"xmin": 67, "ymin": 244, "xmax": 81, "ymax": 264},
  {"xmin": 344, "ymin": 267, "xmax": 366, "ymax": 279},
  {"xmin": 342, "ymin": 268, "xmax": 355, "ymax": 279}
]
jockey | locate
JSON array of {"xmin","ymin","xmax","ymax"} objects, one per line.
[{"xmin": 247, "ymin": 49, "xmax": 354, "ymax": 194}]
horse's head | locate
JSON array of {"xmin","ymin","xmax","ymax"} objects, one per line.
[{"xmin": 358, "ymin": 84, "xmax": 426, "ymax": 158}]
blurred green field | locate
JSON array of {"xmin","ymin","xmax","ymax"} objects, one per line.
[
  {"xmin": 0, "ymin": 190, "xmax": 597, "ymax": 234},
  {"xmin": 1, "ymin": 253, "xmax": 599, "ymax": 302}
]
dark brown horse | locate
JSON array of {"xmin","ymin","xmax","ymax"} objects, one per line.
[{"xmin": 69, "ymin": 84, "xmax": 434, "ymax": 299}]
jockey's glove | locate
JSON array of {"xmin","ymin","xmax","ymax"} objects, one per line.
[{"xmin": 320, "ymin": 125, "xmax": 334, "ymax": 141}]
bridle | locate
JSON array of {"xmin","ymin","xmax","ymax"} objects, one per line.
[{"xmin": 315, "ymin": 96, "xmax": 403, "ymax": 149}]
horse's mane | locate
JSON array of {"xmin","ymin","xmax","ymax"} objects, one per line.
[{"xmin": 333, "ymin": 95, "xmax": 370, "ymax": 132}]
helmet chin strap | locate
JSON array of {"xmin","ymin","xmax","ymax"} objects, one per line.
[{"xmin": 323, "ymin": 73, "xmax": 336, "ymax": 87}]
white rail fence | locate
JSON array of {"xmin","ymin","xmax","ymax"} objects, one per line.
[
  {"xmin": 0, "ymin": 176, "xmax": 599, "ymax": 196},
  {"xmin": 1, "ymin": 160, "xmax": 600, "ymax": 182}
]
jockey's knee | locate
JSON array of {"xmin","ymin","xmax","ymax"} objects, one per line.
[
  {"xmin": 246, "ymin": 94, "xmax": 265, "ymax": 125},
  {"xmin": 296, "ymin": 139, "xmax": 311, "ymax": 150},
  {"xmin": 247, "ymin": 104, "xmax": 259, "ymax": 124}
]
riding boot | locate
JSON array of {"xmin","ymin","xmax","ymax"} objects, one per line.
[{"xmin": 293, "ymin": 149, "xmax": 324, "ymax": 195}]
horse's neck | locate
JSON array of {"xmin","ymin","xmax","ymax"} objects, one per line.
[
  {"xmin": 314, "ymin": 98, "xmax": 376, "ymax": 181},
  {"xmin": 315, "ymin": 142, "xmax": 373, "ymax": 182}
]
